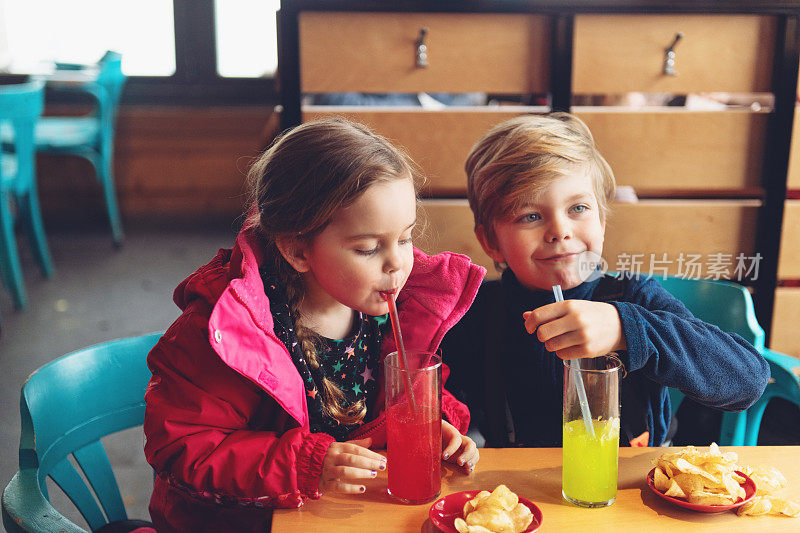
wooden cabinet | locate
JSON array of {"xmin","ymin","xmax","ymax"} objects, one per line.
[{"xmin": 278, "ymin": 1, "xmax": 799, "ymax": 338}]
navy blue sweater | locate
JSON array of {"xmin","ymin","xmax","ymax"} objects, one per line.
[{"xmin": 441, "ymin": 270, "xmax": 770, "ymax": 447}]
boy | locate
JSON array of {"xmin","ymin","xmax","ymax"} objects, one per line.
[{"xmin": 441, "ymin": 113, "xmax": 769, "ymax": 447}]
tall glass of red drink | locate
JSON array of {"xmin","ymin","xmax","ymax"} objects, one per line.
[{"xmin": 384, "ymin": 351, "xmax": 442, "ymax": 504}]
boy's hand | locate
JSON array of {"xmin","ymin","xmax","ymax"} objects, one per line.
[
  {"xmin": 523, "ymin": 300, "xmax": 626, "ymax": 359},
  {"xmin": 441, "ymin": 420, "xmax": 479, "ymax": 474},
  {"xmin": 320, "ymin": 438, "xmax": 386, "ymax": 494}
]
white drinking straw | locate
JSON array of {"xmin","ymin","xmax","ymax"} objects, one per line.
[{"xmin": 553, "ymin": 285, "xmax": 596, "ymax": 438}]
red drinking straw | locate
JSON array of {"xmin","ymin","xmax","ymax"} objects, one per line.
[{"xmin": 381, "ymin": 290, "xmax": 418, "ymax": 413}]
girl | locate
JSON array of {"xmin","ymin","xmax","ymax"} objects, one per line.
[{"xmin": 144, "ymin": 118, "xmax": 485, "ymax": 532}]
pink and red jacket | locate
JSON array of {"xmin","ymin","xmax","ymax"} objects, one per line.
[{"xmin": 143, "ymin": 228, "xmax": 485, "ymax": 532}]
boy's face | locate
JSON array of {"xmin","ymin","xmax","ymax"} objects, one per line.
[{"xmin": 477, "ymin": 169, "xmax": 605, "ymax": 291}]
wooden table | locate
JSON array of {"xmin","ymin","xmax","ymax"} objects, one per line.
[{"xmin": 272, "ymin": 446, "xmax": 800, "ymax": 532}]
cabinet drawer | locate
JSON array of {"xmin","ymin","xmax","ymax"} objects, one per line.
[
  {"xmin": 778, "ymin": 200, "xmax": 800, "ymax": 280},
  {"xmin": 416, "ymin": 200, "xmax": 497, "ymax": 279},
  {"xmin": 299, "ymin": 12, "xmax": 550, "ymax": 94},
  {"xmin": 576, "ymin": 109, "xmax": 767, "ymax": 194},
  {"xmin": 304, "ymin": 107, "xmax": 542, "ymax": 196},
  {"xmin": 771, "ymin": 288, "xmax": 800, "ymax": 358},
  {"xmin": 416, "ymin": 200, "xmax": 758, "ymax": 282},
  {"xmin": 573, "ymin": 15, "xmax": 775, "ymax": 93},
  {"xmin": 604, "ymin": 201, "xmax": 759, "ymax": 279}
]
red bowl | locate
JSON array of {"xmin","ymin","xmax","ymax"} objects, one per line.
[
  {"xmin": 429, "ymin": 489, "xmax": 543, "ymax": 532},
  {"xmin": 646, "ymin": 467, "xmax": 756, "ymax": 513}
]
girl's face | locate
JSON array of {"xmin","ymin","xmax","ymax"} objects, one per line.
[
  {"xmin": 478, "ymin": 169, "xmax": 606, "ymax": 291},
  {"xmin": 299, "ymin": 177, "xmax": 417, "ymax": 317}
]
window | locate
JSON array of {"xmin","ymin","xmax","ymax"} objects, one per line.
[
  {"xmin": 0, "ymin": 0, "xmax": 279, "ymax": 105},
  {"xmin": 215, "ymin": 0, "xmax": 279, "ymax": 78},
  {"xmin": 1, "ymin": 0, "xmax": 176, "ymax": 76}
]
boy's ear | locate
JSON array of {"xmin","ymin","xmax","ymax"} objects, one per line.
[
  {"xmin": 475, "ymin": 225, "xmax": 505, "ymax": 263},
  {"xmin": 275, "ymin": 236, "xmax": 311, "ymax": 273}
]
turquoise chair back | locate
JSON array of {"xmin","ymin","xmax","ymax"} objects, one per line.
[
  {"xmin": 743, "ymin": 348, "xmax": 800, "ymax": 446},
  {"xmin": 0, "ymin": 80, "xmax": 52, "ymax": 313},
  {"xmin": 657, "ymin": 276, "xmax": 765, "ymax": 350},
  {"xmin": 31, "ymin": 50, "xmax": 127, "ymax": 246},
  {"xmin": 2, "ymin": 332, "xmax": 162, "ymax": 533},
  {"xmin": 0, "ymin": 80, "xmax": 44, "ymax": 194},
  {"xmin": 657, "ymin": 276, "xmax": 765, "ymax": 446}
]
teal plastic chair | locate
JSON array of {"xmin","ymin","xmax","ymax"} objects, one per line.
[
  {"xmin": 743, "ymin": 348, "xmax": 800, "ymax": 446},
  {"xmin": 1, "ymin": 332, "xmax": 162, "ymax": 533},
  {"xmin": 658, "ymin": 276, "xmax": 764, "ymax": 446},
  {"xmin": 0, "ymin": 80, "xmax": 54, "ymax": 312},
  {"xmin": 657, "ymin": 276, "xmax": 800, "ymax": 446},
  {"xmin": 2, "ymin": 51, "xmax": 127, "ymax": 246}
]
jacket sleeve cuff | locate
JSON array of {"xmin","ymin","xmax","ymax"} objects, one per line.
[
  {"xmin": 442, "ymin": 393, "xmax": 470, "ymax": 435},
  {"xmin": 296, "ymin": 432, "xmax": 336, "ymax": 497},
  {"xmin": 611, "ymin": 301, "xmax": 648, "ymax": 373}
]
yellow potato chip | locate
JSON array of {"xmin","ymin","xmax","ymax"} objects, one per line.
[
  {"xmin": 664, "ymin": 479, "xmax": 687, "ymax": 499},
  {"xmin": 465, "ymin": 504, "xmax": 515, "ymax": 532},
  {"xmin": 749, "ymin": 466, "xmax": 789, "ymax": 495},
  {"xmin": 464, "ymin": 491, "xmax": 491, "ymax": 516},
  {"xmin": 738, "ymin": 496, "xmax": 772, "ymax": 516},
  {"xmin": 766, "ymin": 496, "xmax": 800, "ymax": 518},
  {"xmin": 653, "ymin": 467, "xmax": 670, "ymax": 492},
  {"xmin": 455, "ymin": 518, "xmax": 470, "ymax": 533},
  {"xmin": 670, "ymin": 473, "xmax": 704, "ymax": 496},
  {"xmin": 460, "ymin": 486, "xmax": 533, "ymax": 533},
  {"xmin": 482, "ymin": 484, "xmax": 518, "ymax": 511},
  {"xmin": 508, "ymin": 503, "xmax": 534, "ymax": 532},
  {"xmin": 687, "ymin": 490, "xmax": 736, "ymax": 506}
]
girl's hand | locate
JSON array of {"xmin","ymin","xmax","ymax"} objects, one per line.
[
  {"xmin": 523, "ymin": 300, "xmax": 626, "ymax": 360},
  {"xmin": 441, "ymin": 420, "xmax": 479, "ymax": 474},
  {"xmin": 320, "ymin": 438, "xmax": 386, "ymax": 494}
]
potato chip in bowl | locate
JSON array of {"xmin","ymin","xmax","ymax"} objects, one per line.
[{"xmin": 454, "ymin": 485, "xmax": 534, "ymax": 533}]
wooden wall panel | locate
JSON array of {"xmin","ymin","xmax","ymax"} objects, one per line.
[
  {"xmin": 575, "ymin": 110, "xmax": 767, "ymax": 194},
  {"xmin": 300, "ymin": 12, "xmax": 550, "ymax": 94},
  {"xmin": 573, "ymin": 15, "xmax": 775, "ymax": 93},
  {"xmin": 37, "ymin": 106, "xmax": 273, "ymax": 222},
  {"xmin": 416, "ymin": 199, "xmax": 497, "ymax": 279},
  {"xmin": 786, "ymin": 110, "xmax": 800, "ymax": 190},
  {"xmin": 604, "ymin": 201, "xmax": 759, "ymax": 279},
  {"xmin": 303, "ymin": 107, "xmax": 541, "ymax": 196},
  {"xmin": 778, "ymin": 200, "xmax": 800, "ymax": 280},
  {"xmin": 771, "ymin": 288, "xmax": 800, "ymax": 357}
]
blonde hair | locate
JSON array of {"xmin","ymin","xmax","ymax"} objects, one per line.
[
  {"xmin": 245, "ymin": 117, "xmax": 418, "ymax": 426},
  {"xmin": 465, "ymin": 112, "xmax": 615, "ymax": 251}
]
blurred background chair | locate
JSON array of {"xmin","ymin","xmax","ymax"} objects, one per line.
[
  {"xmin": 1, "ymin": 332, "xmax": 162, "ymax": 533},
  {"xmin": 4, "ymin": 51, "xmax": 127, "ymax": 247},
  {"xmin": 0, "ymin": 80, "xmax": 53, "ymax": 314},
  {"xmin": 657, "ymin": 276, "xmax": 800, "ymax": 446}
]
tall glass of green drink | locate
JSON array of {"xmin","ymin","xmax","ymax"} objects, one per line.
[{"xmin": 562, "ymin": 354, "xmax": 622, "ymax": 508}]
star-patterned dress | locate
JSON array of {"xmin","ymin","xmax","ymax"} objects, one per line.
[{"xmin": 262, "ymin": 271, "xmax": 389, "ymax": 441}]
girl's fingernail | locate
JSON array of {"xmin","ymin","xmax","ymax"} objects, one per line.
[
  {"xmin": 371, "ymin": 470, "xmax": 378, "ymax": 477},
  {"xmin": 359, "ymin": 486, "xmax": 366, "ymax": 493},
  {"xmin": 442, "ymin": 452, "xmax": 450, "ymax": 459},
  {"xmin": 469, "ymin": 465, "xmax": 475, "ymax": 472},
  {"xmin": 378, "ymin": 462, "xmax": 386, "ymax": 470}
]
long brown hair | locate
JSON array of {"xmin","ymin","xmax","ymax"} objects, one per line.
[{"xmin": 245, "ymin": 117, "xmax": 417, "ymax": 426}]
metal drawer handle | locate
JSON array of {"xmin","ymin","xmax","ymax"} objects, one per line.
[
  {"xmin": 416, "ymin": 27, "xmax": 429, "ymax": 68},
  {"xmin": 663, "ymin": 32, "xmax": 683, "ymax": 76}
]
